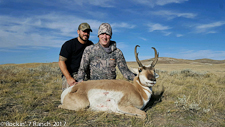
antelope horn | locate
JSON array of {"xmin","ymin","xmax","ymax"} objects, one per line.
[
  {"xmin": 135, "ymin": 45, "xmax": 143, "ymax": 67},
  {"xmin": 151, "ymin": 47, "xmax": 159, "ymax": 67}
]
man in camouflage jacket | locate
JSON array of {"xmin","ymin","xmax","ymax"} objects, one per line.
[{"xmin": 77, "ymin": 23, "xmax": 136, "ymax": 82}]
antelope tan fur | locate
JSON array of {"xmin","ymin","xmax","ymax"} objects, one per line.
[{"xmin": 58, "ymin": 45, "xmax": 160, "ymax": 119}]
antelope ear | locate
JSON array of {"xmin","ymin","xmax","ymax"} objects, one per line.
[
  {"xmin": 130, "ymin": 67, "xmax": 139, "ymax": 74},
  {"xmin": 155, "ymin": 73, "xmax": 159, "ymax": 78}
]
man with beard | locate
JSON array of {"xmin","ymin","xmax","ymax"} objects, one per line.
[{"xmin": 59, "ymin": 23, "xmax": 93, "ymax": 91}]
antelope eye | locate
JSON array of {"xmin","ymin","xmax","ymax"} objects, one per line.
[{"xmin": 139, "ymin": 69, "xmax": 142, "ymax": 73}]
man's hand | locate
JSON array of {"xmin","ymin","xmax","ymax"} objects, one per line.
[
  {"xmin": 67, "ymin": 77, "xmax": 78, "ymax": 86},
  {"xmin": 58, "ymin": 56, "xmax": 79, "ymax": 87}
]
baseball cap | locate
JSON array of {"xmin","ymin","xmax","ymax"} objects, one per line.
[
  {"xmin": 98, "ymin": 23, "xmax": 112, "ymax": 36},
  {"xmin": 78, "ymin": 23, "xmax": 92, "ymax": 32}
]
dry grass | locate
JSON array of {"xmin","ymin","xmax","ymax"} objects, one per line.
[{"xmin": 0, "ymin": 60, "xmax": 224, "ymax": 127}]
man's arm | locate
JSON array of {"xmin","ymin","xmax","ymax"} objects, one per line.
[
  {"xmin": 116, "ymin": 50, "xmax": 136, "ymax": 80},
  {"xmin": 58, "ymin": 55, "xmax": 77, "ymax": 86},
  {"xmin": 77, "ymin": 47, "xmax": 91, "ymax": 82}
]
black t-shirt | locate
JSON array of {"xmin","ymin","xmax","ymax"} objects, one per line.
[{"xmin": 59, "ymin": 38, "xmax": 93, "ymax": 75}]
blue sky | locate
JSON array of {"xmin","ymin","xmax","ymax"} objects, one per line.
[{"xmin": 0, "ymin": 0, "xmax": 225, "ymax": 64}]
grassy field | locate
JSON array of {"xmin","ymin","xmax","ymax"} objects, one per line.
[{"xmin": 0, "ymin": 60, "xmax": 224, "ymax": 127}]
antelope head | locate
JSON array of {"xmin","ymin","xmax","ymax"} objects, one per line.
[{"xmin": 135, "ymin": 45, "xmax": 159, "ymax": 87}]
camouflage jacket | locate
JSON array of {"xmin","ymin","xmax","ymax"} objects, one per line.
[{"xmin": 77, "ymin": 41, "xmax": 135, "ymax": 82}]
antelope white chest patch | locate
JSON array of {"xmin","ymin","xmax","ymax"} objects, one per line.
[
  {"xmin": 136, "ymin": 80, "xmax": 152, "ymax": 109},
  {"xmin": 87, "ymin": 89, "xmax": 124, "ymax": 112},
  {"xmin": 61, "ymin": 85, "xmax": 74, "ymax": 104}
]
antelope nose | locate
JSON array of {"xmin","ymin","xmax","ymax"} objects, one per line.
[{"xmin": 150, "ymin": 78, "xmax": 156, "ymax": 81}]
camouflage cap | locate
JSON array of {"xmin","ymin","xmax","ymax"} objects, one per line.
[
  {"xmin": 78, "ymin": 23, "xmax": 92, "ymax": 32},
  {"xmin": 98, "ymin": 23, "xmax": 112, "ymax": 36}
]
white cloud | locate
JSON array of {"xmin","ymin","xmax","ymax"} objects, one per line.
[
  {"xmin": 196, "ymin": 21, "xmax": 225, "ymax": 29},
  {"xmin": 151, "ymin": 10, "xmax": 197, "ymax": 20},
  {"xmin": 0, "ymin": 14, "xmax": 102, "ymax": 49},
  {"xmin": 133, "ymin": 0, "xmax": 188, "ymax": 7},
  {"xmin": 88, "ymin": 0, "xmax": 115, "ymax": 7},
  {"xmin": 176, "ymin": 34, "xmax": 183, "ymax": 37},
  {"xmin": 0, "ymin": 13, "xmax": 137, "ymax": 49},
  {"xmin": 69, "ymin": 0, "xmax": 115, "ymax": 7},
  {"xmin": 156, "ymin": 0, "xmax": 188, "ymax": 6},
  {"xmin": 111, "ymin": 22, "xmax": 136, "ymax": 29},
  {"xmin": 182, "ymin": 50, "xmax": 225, "ymax": 60},
  {"xmin": 166, "ymin": 50, "xmax": 225, "ymax": 60},
  {"xmin": 163, "ymin": 31, "xmax": 172, "ymax": 36},
  {"xmin": 139, "ymin": 37, "xmax": 147, "ymax": 41},
  {"xmin": 110, "ymin": 22, "xmax": 136, "ymax": 33},
  {"xmin": 147, "ymin": 23, "xmax": 171, "ymax": 32},
  {"xmin": 195, "ymin": 21, "xmax": 225, "ymax": 34}
]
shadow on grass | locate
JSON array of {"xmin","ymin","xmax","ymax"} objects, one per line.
[{"xmin": 142, "ymin": 89, "xmax": 164, "ymax": 112}]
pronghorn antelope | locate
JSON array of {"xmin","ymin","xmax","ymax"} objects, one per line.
[{"xmin": 58, "ymin": 45, "xmax": 160, "ymax": 119}]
